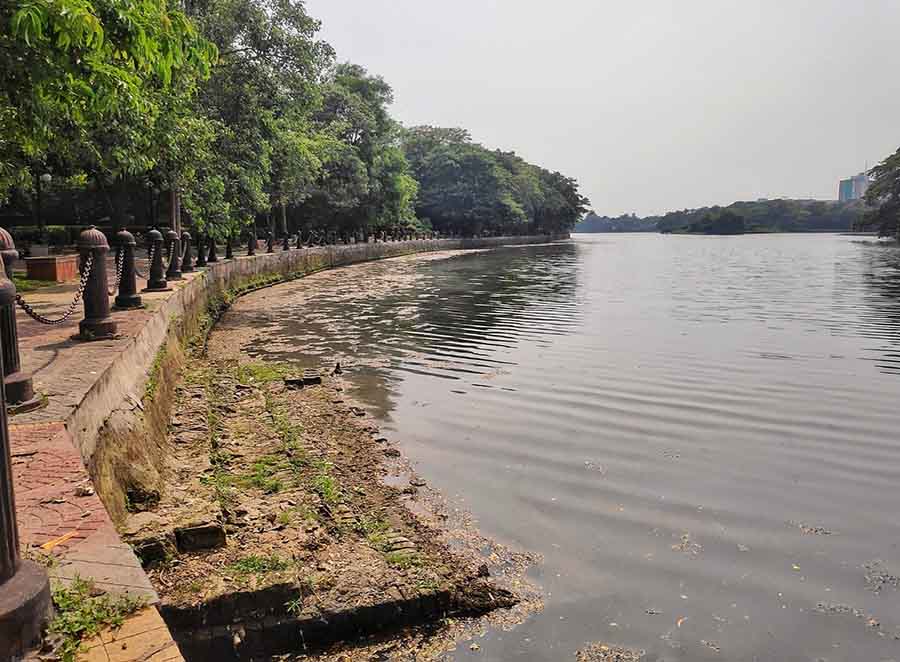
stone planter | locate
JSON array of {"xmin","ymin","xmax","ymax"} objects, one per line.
[{"xmin": 24, "ymin": 254, "xmax": 80, "ymax": 282}]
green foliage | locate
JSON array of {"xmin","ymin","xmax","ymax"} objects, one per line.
[
  {"xmin": 49, "ymin": 577, "xmax": 145, "ymax": 662},
  {"xmin": 1, "ymin": 0, "xmax": 587, "ymax": 237},
  {"xmin": 649, "ymin": 198, "xmax": 865, "ymax": 234},
  {"xmin": 0, "ymin": 0, "xmax": 216, "ymax": 202},
  {"xmin": 862, "ymin": 148, "xmax": 900, "ymax": 237},
  {"xmin": 236, "ymin": 362, "xmax": 288, "ymax": 384},
  {"xmin": 11, "ymin": 274, "xmax": 50, "ymax": 292},
  {"xmin": 243, "ymin": 455, "xmax": 285, "ymax": 493},
  {"xmin": 312, "ymin": 460, "xmax": 341, "ymax": 505},
  {"xmin": 385, "ymin": 551, "xmax": 423, "ymax": 569},
  {"xmin": 402, "ymin": 126, "xmax": 588, "ymax": 236},
  {"xmin": 227, "ymin": 554, "xmax": 291, "ymax": 576}
]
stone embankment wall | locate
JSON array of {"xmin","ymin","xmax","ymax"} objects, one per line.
[{"xmin": 80, "ymin": 235, "xmax": 566, "ymax": 522}]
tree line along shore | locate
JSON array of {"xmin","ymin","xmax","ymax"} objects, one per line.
[{"xmin": 1, "ymin": 0, "xmax": 589, "ymax": 249}]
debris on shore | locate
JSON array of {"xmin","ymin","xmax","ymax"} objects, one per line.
[{"xmin": 121, "ymin": 318, "xmax": 540, "ymax": 659}]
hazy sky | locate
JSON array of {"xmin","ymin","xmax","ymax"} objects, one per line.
[{"xmin": 304, "ymin": 1, "xmax": 900, "ymax": 216}]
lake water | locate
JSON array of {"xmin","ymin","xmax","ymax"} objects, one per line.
[{"xmin": 237, "ymin": 234, "xmax": 900, "ymax": 661}]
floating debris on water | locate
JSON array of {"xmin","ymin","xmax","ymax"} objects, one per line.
[
  {"xmin": 672, "ymin": 532, "xmax": 702, "ymax": 557},
  {"xmin": 575, "ymin": 642, "xmax": 644, "ymax": 661},
  {"xmin": 787, "ymin": 520, "xmax": 834, "ymax": 536},
  {"xmin": 863, "ymin": 560, "xmax": 900, "ymax": 593}
]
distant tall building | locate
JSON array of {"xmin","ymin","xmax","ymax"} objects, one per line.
[{"xmin": 839, "ymin": 173, "xmax": 869, "ymax": 202}]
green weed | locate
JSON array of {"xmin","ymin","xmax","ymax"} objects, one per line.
[
  {"xmin": 385, "ymin": 552, "xmax": 423, "ymax": 570},
  {"xmin": 236, "ymin": 362, "xmax": 288, "ymax": 384},
  {"xmin": 312, "ymin": 461, "xmax": 341, "ymax": 505},
  {"xmin": 49, "ymin": 577, "xmax": 144, "ymax": 662},
  {"xmin": 227, "ymin": 554, "xmax": 292, "ymax": 576}
]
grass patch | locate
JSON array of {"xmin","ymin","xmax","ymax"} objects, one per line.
[
  {"xmin": 243, "ymin": 455, "xmax": 285, "ymax": 494},
  {"xmin": 236, "ymin": 362, "xmax": 289, "ymax": 385},
  {"xmin": 144, "ymin": 342, "xmax": 167, "ymax": 400},
  {"xmin": 49, "ymin": 578, "xmax": 145, "ymax": 662},
  {"xmin": 276, "ymin": 510, "xmax": 294, "ymax": 526},
  {"xmin": 358, "ymin": 516, "xmax": 391, "ymax": 550},
  {"xmin": 227, "ymin": 554, "xmax": 292, "ymax": 576},
  {"xmin": 385, "ymin": 552, "xmax": 423, "ymax": 570},
  {"xmin": 312, "ymin": 460, "xmax": 341, "ymax": 505},
  {"xmin": 12, "ymin": 275, "xmax": 52, "ymax": 293}
]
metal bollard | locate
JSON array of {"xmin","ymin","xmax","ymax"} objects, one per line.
[
  {"xmin": 225, "ymin": 235, "xmax": 233, "ymax": 260},
  {"xmin": 77, "ymin": 226, "xmax": 116, "ymax": 339},
  {"xmin": 0, "ymin": 229, "xmax": 36, "ymax": 409},
  {"xmin": 195, "ymin": 234, "xmax": 207, "ymax": 268},
  {"xmin": 0, "ymin": 268, "xmax": 51, "ymax": 652},
  {"xmin": 247, "ymin": 229, "xmax": 256, "ymax": 256},
  {"xmin": 113, "ymin": 229, "xmax": 142, "ymax": 309},
  {"xmin": 207, "ymin": 235, "xmax": 218, "ymax": 263},
  {"xmin": 165, "ymin": 229, "xmax": 182, "ymax": 281},
  {"xmin": 181, "ymin": 231, "xmax": 193, "ymax": 272},
  {"xmin": 283, "ymin": 233, "xmax": 290, "ymax": 251},
  {"xmin": 266, "ymin": 231, "xmax": 274, "ymax": 253},
  {"xmin": 143, "ymin": 228, "xmax": 168, "ymax": 291}
]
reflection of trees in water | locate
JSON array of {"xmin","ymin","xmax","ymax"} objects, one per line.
[
  {"xmin": 410, "ymin": 242, "xmax": 582, "ymax": 347},
  {"xmin": 243, "ymin": 242, "xmax": 583, "ymax": 419},
  {"xmin": 854, "ymin": 243, "xmax": 900, "ymax": 374}
]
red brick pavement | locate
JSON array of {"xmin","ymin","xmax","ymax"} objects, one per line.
[{"xmin": 11, "ymin": 422, "xmax": 157, "ymax": 598}]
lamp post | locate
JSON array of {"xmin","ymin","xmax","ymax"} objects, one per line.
[{"xmin": 35, "ymin": 173, "xmax": 52, "ymax": 244}]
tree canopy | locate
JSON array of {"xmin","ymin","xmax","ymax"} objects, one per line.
[
  {"xmin": 1, "ymin": 0, "xmax": 587, "ymax": 239},
  {"xmin": 577, "ymin": 199, "xmax": 865, "ymax": 234},
  {"xmin": 860, "ymin": 147, "xmax": 900, "ymax": 238},
  {"xmin": 402, "ymin": 126, "xmax": 588, "ymax": 236}
]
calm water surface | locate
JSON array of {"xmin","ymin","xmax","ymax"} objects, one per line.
[{"xmin": 237, "ymin": 234, "xmax": 900, "ymax": 661}]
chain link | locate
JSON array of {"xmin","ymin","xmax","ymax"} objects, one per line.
[
  {"xmin": 16, "ymin": 254, "xmax": 94, "ymax": 325},
  {"xmin": 134, "ymin": 243, "xmax": 153, "ymax": 279},
  {"xmin": 108, "ymin": 249, "xmax": 124, "ymax": 296}
]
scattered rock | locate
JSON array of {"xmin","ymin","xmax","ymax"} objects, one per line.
[
  {"xmin": 122, "ymin": 512, "xmax": 163, "ymax": 537},
  {"xmin": 384, "ymin": 448, "xmax": 401, "ymax": 457},
  {"xmin": 132, "ymin": 538, "xmax": 168, "ymax": 567},
  {"xmin": 74, "ymin": 485, "xmax": 95, "ymax": 497},
  {"xmin": 476, "ymin": 563, "xmax": 490, "ymax": 578},
  {"xmin": 303, "ymin": 368, "xmax": 322, "ymax": 386},
  {"xmin": 175, "ymin": 522, "xmax": 226, "ymax": 552},
  {"xmin": 409, "ymin": 478, "xmax": 426, "ymax": 487}
]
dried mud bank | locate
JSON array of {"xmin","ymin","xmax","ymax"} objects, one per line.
[
  {"xmin": 114, "ymin": 241, "xmax": 555, "ymax": 660},
  {"xmin": 124, "ymin": 310, "xmax": 539, "ymax": 659},
  {"xmin": 82, "ymin": 235, "xmax": 563, "ymax": 524}
]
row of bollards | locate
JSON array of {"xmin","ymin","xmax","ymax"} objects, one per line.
[
  {"xmin": 2, "ymin": 225, "xmax": 444, "ymax": 408},
  {"xmin": 0, "ymin": 223, "xmax": 445, "ymax": 656}
]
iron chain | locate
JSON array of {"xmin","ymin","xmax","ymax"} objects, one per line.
[
  {"xmin": 108, "ymin": 249, "xmax": 124, "ymax": 296},
  {"xmin": 16, "ymin": 253, "xmax": 94, "ymax": 325},
  {"xmin": 134, "ymin": 243, "xmax": 153, "ymax": 279}
]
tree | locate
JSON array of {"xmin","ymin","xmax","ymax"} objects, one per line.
[
  {"xmin": 0, "ymin": 0, "xmax": 216, "ymax": 202},
  {"xmin": 403, "ymin": 126, "xmax": 588, "ymax": 236},
  {"xmin": 861, "ymin": 148, "xmax": 900, "ymax": 239}
]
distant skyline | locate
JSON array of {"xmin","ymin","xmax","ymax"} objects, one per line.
[{"xmin": 304, "ymin": 1, "xmax": 900, "ymax": 217}]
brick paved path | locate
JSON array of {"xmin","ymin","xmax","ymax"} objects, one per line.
[{"xmin": 8, "ymin": 249, "xmax": 199, "ymax": 661}]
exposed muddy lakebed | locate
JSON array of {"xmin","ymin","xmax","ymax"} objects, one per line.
[{"xmin": 226, "ymin": 235, "xmax": 900, "ymax": 661}]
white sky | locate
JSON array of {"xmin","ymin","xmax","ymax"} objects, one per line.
[{"xmin": 303, "ymin": 0, "xmax": 900, "ymax": 216}]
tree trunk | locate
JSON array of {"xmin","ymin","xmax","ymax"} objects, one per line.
[{"xmin": 170, "ymin": 187, "xmax": 182, "ymax": 235}]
